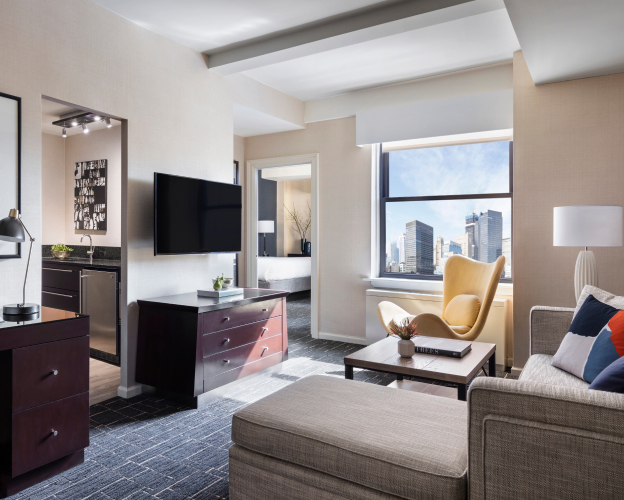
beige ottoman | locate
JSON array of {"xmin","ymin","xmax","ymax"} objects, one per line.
[{"xmin": 229, "ymin": 375, "xmax": 468, "ymax": 500}]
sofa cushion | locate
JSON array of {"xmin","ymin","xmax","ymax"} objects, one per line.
[
  {"xmin": 589, "ymin": 356, "xmax": 624, "ymax": 393},
  {"xmin": 444, "ymin": 294, "xmax": 480, "ymax": 328},
  {"xmin": 232, "ymin": 375, "xmax": 467, "ymax": 500},
  {"xmin": 552, "ymin": 294, "xmax": 624, "ymax": 383},
  {"xmin": 520, "ymin": 354, "xmax": 589, "ymax": 389}
]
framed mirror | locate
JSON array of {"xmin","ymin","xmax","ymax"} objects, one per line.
[{"xmin": 0, "ymin": 92, "xmax": 21, "ymax": 258}]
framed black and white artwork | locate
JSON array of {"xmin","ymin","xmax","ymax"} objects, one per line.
[
  {"xmin": 74, "ymin": 159, "xmax": 107, "ymax": 231},
  {"xmin": 0, "ymin": 92, "xmax": 21, "ymax": 259}
]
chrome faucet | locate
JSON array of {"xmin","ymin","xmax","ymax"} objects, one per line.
[{"xmin": 81, "ymin": 234, "xmax": 94, "ymax": 264}]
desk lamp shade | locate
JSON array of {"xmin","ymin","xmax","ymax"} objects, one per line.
[
  {"xmin": 0, "ymin": 209, "xmax": 40, "ymax": 317},
  {"xmin": 554, "ymin": 206, "xmax": 623, "ymax": 301}
]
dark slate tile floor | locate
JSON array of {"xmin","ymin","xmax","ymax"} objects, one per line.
[{"xmin": 12, "ymin": 294, "xmax": 514, "ymax": 499}]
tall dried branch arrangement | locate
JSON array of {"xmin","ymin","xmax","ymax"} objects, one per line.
[{"xmin": 284, "ymin": 202, "xmax": 311, "ymax": 240}]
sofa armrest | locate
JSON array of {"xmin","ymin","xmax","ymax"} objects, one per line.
[
  {"xmin": 468, "ymin": 377, "xmax": 624, "ymax": 500},
  {"xmin": 530, "ymin": 305, "xmax": 574, "ymax": 356}
]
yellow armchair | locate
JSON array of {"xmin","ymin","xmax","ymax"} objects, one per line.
[{"xmin": 377, "ymin": 255, "xmax": 505, "ymax": 342}]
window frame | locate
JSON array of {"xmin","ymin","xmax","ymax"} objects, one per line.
[{"xmin": 379, "ymin": 141, "xmax": 513, "ymax": 282}]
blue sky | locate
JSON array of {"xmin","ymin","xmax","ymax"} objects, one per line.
[{"xmin": 386, "ymin": 141, "xmax": 511, "ymax": 251}]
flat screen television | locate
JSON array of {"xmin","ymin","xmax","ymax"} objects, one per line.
[{"xmin": 154, "ymin": 172, "xmax": 242, "ymax": 255}]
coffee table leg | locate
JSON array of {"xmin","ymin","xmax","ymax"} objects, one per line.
[
  {"xmin": 457, "ymin": 384, "xmax": 467, "ymax": 401},
  {"xmin": 345, "ymin": 365, "xmax": 353, "ymax": 380},
  {"xmin": 489, "ymin": 353, "xmax": 496, "ymax": 377},
  {"xmin": 396, "ymin": 374, "xmax": 403, "ymax": 381}
]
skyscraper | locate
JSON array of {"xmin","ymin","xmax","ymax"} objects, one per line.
[
  {"xmin": 405, "ymin": 220, "xmax": 434, "ymax": 274},
  {"xmin": 435, "ymin": 236, "xmax": 444, "ymax": 267},
  {"xmin": 398, "ymin": 233, "xmax": 405, "ymax": 264},
  {"xmin": 502, "ymin": 237, "xmax": 511, "ymax": 278},
  {"xmin": 476, "ymin": 210, "xmax": 503, "ymax": 263},
  {"xmin": 465, "ymin": 212, "xmax": 479, "ymax": 260},
  {"xmin": 390, "ymin": 240, "xmax": 399, "ymax": 263},
  {"xmin": 455, "ymin": 233, "xmax": 469, "ymax": 258}
]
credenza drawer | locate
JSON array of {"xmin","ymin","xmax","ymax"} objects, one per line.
[
  {"xmin": 41, "ymin": 287, "xmax": 80, "ymax": 313},
  {"xmin": 12, "ymin": 392, "xmax": 89, "ymax": 477},
  {"xmin": 42, "ymin": 266, "xmax": 80, "ymax": 292},
  {"xmin": 203, "ymin": 316, "xmax": 282, "ymax": 357},
  {"xmin": 204, "ymin": 333, "xmax": 283, "ymax": 380},
  {"xmin": 202, "ymin": 299, "xmax": 282, "ymax": 333},
  {"xmin": 13, "ymin": 337, "xmax": 90, "ymax": 413}
]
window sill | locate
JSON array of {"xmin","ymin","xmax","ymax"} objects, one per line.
[{"xmin": 363, "ymin": 277, "xmax": 513, "ymax": 296}]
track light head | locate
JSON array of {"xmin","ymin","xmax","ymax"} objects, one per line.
[
  {"xmin": 82, "ymin": 123, "xmax": 89, "ymax": 134},
  {"xmin": 93, "ymin": 115, "xmax": 101, "ymax": 121},
  {"xmin": 71, "ymin": 120, "xmax": 78, "ymax": 126},
  {"xmin": 105, "ymin": 117, "xmax": 112, "ymax": 128},
  {"xmin": 62, "ymin": 126, "xmax": 66, "ymax": 138}
]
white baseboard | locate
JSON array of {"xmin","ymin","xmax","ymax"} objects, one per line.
[
  {"xmin": 117, "ymin": 384, "xmax": 144, "ymax": 399},
  {"xmin": 318, "ymin": 332, "xmax": 370, "ymax": 345}
]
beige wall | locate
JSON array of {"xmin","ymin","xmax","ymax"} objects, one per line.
[
  {"xmin": 282, "ymin": 179, "xmax": 311, "ymax": 255},
  {"xmin": 245, "ymin": 118, "xmax": 373, "ymax": 340},
  {"xmin": 513, "ymin": 51, "xmax": 624, "ymax": 368},
  {"xmin": 0, "ymin": 0, "xmax": 301, "ymax": 398},
  {"xmin": 41, "ymin": 133, "xmax": 65, "ymax": 245},
  {"xmin": 64, "ymin": 126, "xmax": 122, "ymax": 246},
  {"xmin": 234, "ymin": 134, "xmax": 245, "ymax": 282}
]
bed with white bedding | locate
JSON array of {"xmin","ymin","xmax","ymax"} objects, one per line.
[{"xmin": 257, "ymin": 256, "xmax": 311, "ymax": 293}]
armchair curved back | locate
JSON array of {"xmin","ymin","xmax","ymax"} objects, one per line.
[{"xmin": 442, "ymin": 255, "xmax": 505, "ymax": 341}]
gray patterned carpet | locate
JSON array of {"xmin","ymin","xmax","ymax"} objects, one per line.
[{"xmin": 12, "ymin": 295, "xmax": 512, "ymax": 500}]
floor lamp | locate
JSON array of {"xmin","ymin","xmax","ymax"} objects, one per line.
[{"xmin": 554, "ymin": 206, "xmax": 623, "ymax": 302}]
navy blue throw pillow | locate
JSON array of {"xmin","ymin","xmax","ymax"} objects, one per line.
[{"xmin": 588, "ymin": 356, "xmax": 624, "ymax": 393}]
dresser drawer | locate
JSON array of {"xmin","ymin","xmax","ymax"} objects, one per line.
[
  {"xmin": 204, "ymin": 333, "xmax": 283, "ymax": 380},
  {"xmin": 203, "ymin": 316, "xmax": 282, "ymax": 357},
  {"xmin": 13, "ymin": 337, "xmax": 90, "ymax": 412},
  {"xmin": 42, "ymin": 266, "xmax": 80, "ymax": 292},
  {"xmin": 41, "ymin": 287, "xmax": 80, "ymax": 313},
  {"xmin": 202, "ymin": 299, "xmax": 283, "ymax": 333},
  {"xmin": 12, "ymin": 392, "xmax": 89, "ymax": 477}
]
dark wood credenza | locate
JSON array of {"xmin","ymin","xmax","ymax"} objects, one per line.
[
  {"xmin": 0, "ymin": 307, "xmax": 90, "ymax": 497},
  {"xmin": 136, "ymin": 289, "xmax": 289, "ymax": 407}
]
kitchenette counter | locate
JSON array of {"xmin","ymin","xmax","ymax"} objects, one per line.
[{"xmin": 42, "ymin": 257, "xmax": 121, "ymax": 269}]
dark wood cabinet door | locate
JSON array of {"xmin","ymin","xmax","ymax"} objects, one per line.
[
  {"xmin": 41, "ymin": 287, "xmax": 80, "ymax": 313},
  {"xmin": 13, "ymin": 337, "xmax": 89, "ymax": 412},
  {"xmin": 202, "ymin": 299, "xmax": 282, "ymax": 333},
  {"xmin": 202, "ymin": 316, "xmax": 282, "ymax": 357},
  {"xmin": 12, "ymin": 392, "xmax": 89, "ymax": 477},
  {"xmin": 42, "ymin": 266, "xmax": 80, "ymax": 292},
  {"xmin": 203, "ymin": 333, "xmax": 283, "ymax": 380}
]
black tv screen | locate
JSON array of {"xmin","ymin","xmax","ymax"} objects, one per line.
[{"xmin": 154, "ymin": 173, "xmax": 242, "ymax": 255}]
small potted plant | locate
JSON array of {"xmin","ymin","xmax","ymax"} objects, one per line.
[
  {"xmin": 389, "ymin": 318, "xmax": 420, "ymax": 358},
  {"xmin": 51, "ymin": 243, "xmax": 74, "ymax": 259}
]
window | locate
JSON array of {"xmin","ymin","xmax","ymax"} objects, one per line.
[{"xmin": 380, "ymin": 141, "xmax": 512, "ymax": 281}]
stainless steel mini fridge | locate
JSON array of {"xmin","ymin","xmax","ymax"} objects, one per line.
[{"xmin": 80, "ymin": 269, "xmax": 118, "ymax": 359}]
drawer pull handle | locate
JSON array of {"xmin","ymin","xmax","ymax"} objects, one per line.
[
  {"xmin": 262, "ymin": 308, "xmax": 268, "ymax": 312},
  {"xmin": 261, "ymin": 327, "xmax": 268, "ymax": 336},
  {"xmin": 51, "ymin": 429, "xmax": 58, "ymax": 437},
  {"xmin": 262, "ymin": 347, "xmax": 269, "ymax": 355},
  {"xmin": 52, "ymin": 370, "xmax": 58, "ymax": 376},
  {"xmin": 43, "ymin": 268, "xmax": 73, "ymax": 273},
  {"xmin": 223, "ymin": 338, "xmax": 230, "ymax": 344},
  {"xmin": 223, "ymin": 317, "xmax": 230, "ymax": 322},
  {"xmin": 42, "ymin": 291, "xmax": 73, "ymax": 298},
  {"xmin": 223, "ymin": 359, "xmax": 230, "ymax": 364}
]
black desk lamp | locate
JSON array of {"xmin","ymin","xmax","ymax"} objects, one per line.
[{"xmin": 0, "ymin": 209, "xmax": 39, "ymax": 316}]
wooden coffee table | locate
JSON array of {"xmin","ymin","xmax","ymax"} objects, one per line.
[{"xmin": 344, "ymin": 336, "xmax": 496, "ymax": 401}]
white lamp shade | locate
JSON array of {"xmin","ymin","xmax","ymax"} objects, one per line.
[
  {"xmin": 554, "ymin": 206, "xmax": 623, "ymax": 247},
  {"xmin": 257, "ymin": 220, "xmax": 274, "ymax": 234}
]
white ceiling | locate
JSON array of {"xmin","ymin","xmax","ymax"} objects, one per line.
[
  {"xmin": 90, "ymin": 0, "xmax": 386, "ymax": 52},
  {"xmin": 504, "ymin": 0, "xmax": 624, "ymax": 84},
  {"xmin": 244, "ymin": 9, "xmax": 519, "ymax": 101},
  {"xmin": 233, "ymin": 103, "xmax": 303, "ymax": 137},
  {"xmin": 42, "ymin": 99, "xmax": 121, "ymax": 136}
]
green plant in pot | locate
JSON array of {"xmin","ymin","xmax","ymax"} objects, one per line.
[
  {"xmin": 51, "ymin": 243, "xmax": 74, "ymax": 259},
  {"xmin": 389, "ymin": 317, "xmax": 420, "ymax": 358}
]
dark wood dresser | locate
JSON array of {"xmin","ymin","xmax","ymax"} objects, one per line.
[
  {"xmin": 0, "ymin": 307, "xmax": 90, "ymax": 497},
  {"xmin": 136, "ymin": 289, "xmax": 289, "ymax": 407}
]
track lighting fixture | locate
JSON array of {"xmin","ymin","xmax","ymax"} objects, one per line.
[
  {"xmin": 82, "ymin": 123, "xmax": 89, "ymax": 134},
  {"xmin": 62, "ymin": 126, "xmax": 66, "ymax": 138},
  {"xmin": 71, "ymin": 120, "xmax": 78, "ymax": 126},
  {"xmin": 93, "ymin": 115, "xmax": 101, "ymax": 121},
  {"xmin": 105, "ymin": 117, "xmax": 112, "ymax": 128}
]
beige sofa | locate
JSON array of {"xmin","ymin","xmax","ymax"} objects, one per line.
[{"xmin": 229, "ymin": 305, "xmax": 624, "ymax": 500}]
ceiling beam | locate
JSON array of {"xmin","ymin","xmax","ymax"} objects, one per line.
[{"xmin": 206, "ymin": 0, "xmax": 507, "ymax": 76}]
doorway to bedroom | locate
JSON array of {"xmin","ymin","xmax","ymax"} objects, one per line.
[{"xmin": 246, "ymin": 154, "xmax": 319, "ymax": 339}]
